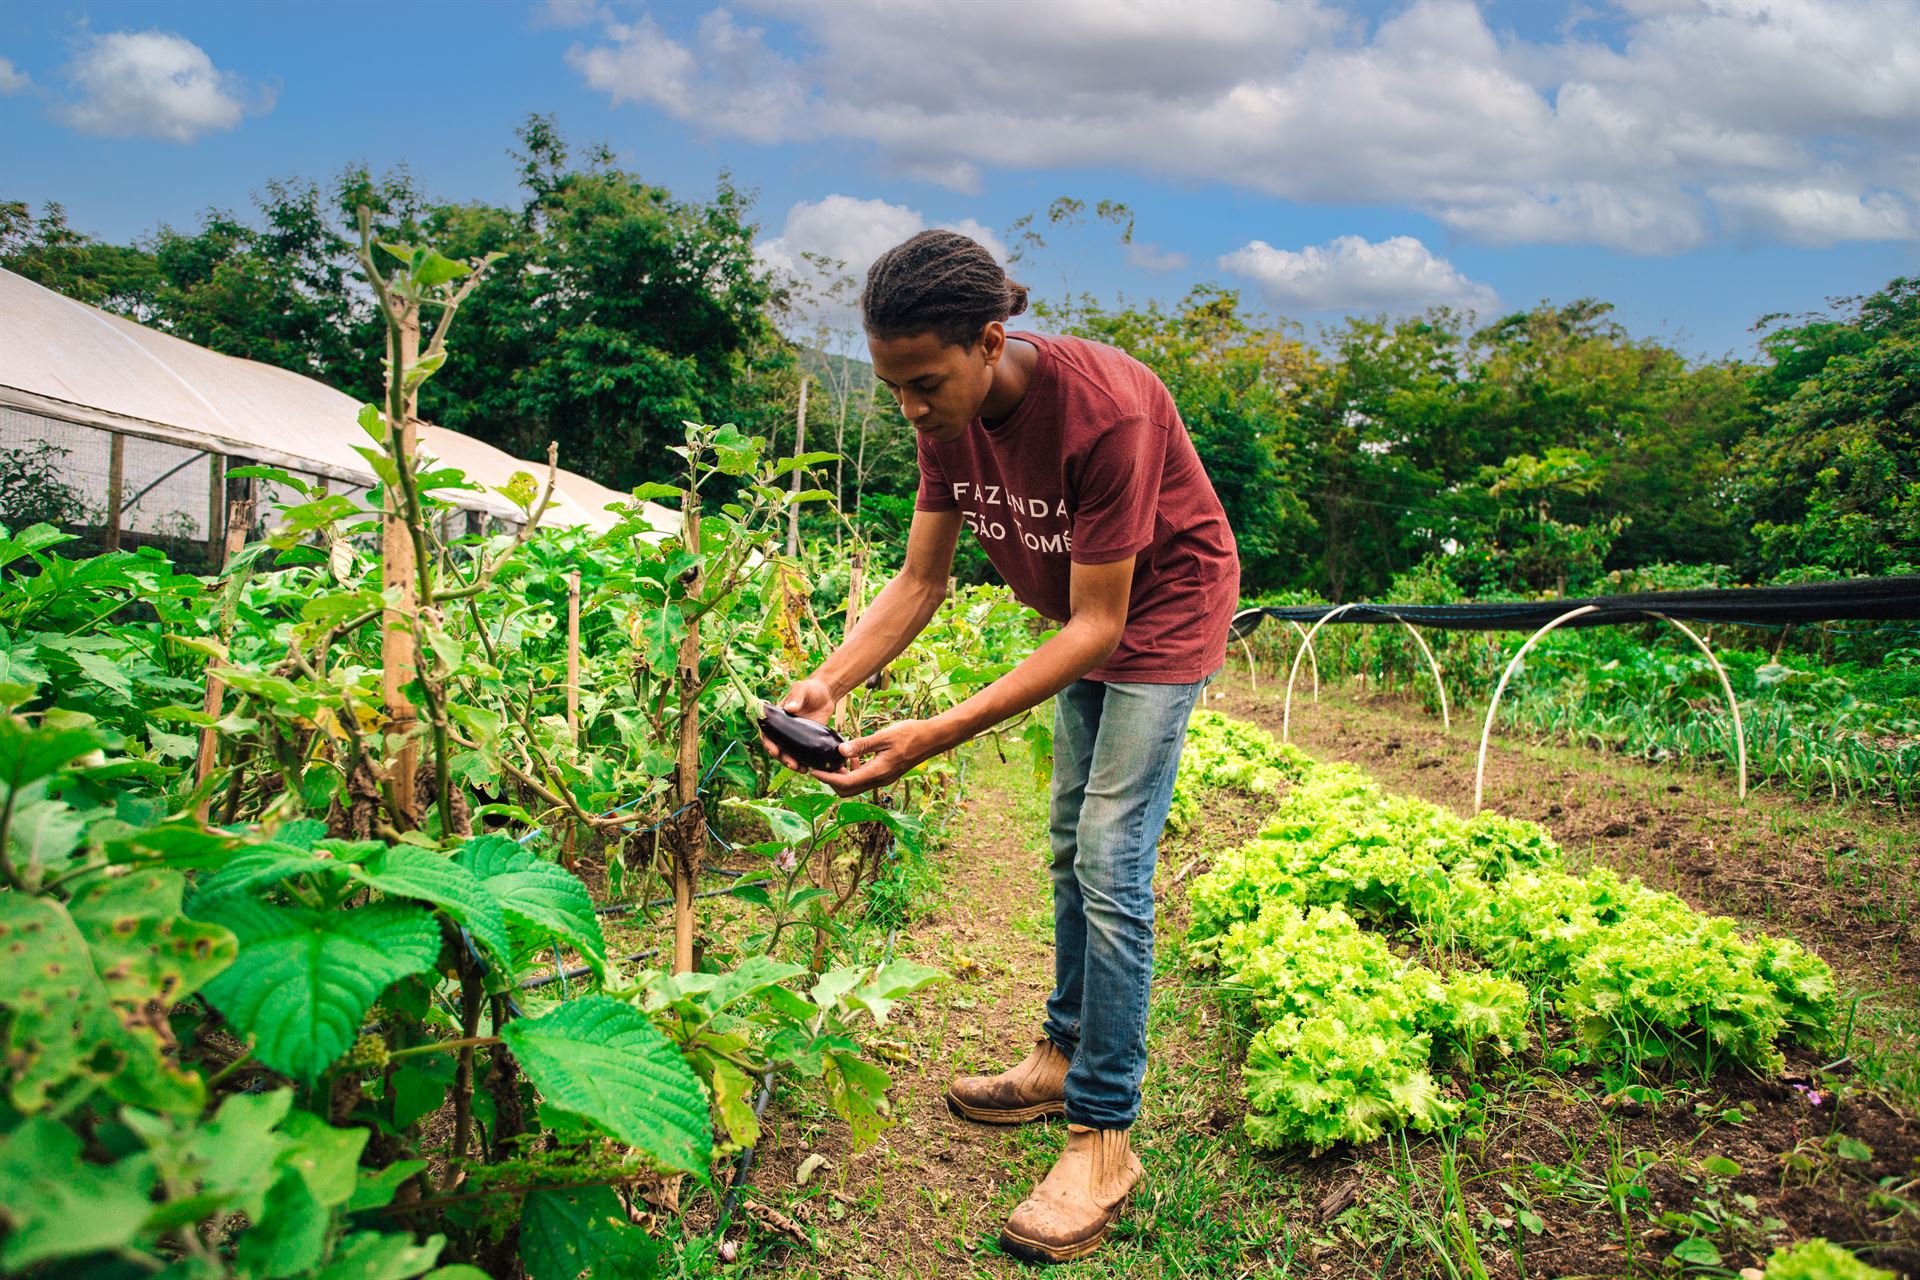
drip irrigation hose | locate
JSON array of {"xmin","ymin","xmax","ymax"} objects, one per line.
[
  {"xmin": 518, "ymin": 947, "xmax": 659, "ymax": 992},
  {"xmin": 715, "ymin": 915, "xmax": 903, "ymax": 1237},
  {"xmin": 595, "ymin": 878, "xmax": 773, "ymax": 919}
]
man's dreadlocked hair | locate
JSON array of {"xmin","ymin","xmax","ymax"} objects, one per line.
[{"xmin": 861, "ymin": 230, "xmax": 1029, "ymax": 347}]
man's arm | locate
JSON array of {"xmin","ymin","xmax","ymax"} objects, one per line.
[{"xmin": 817, "ymin": 552, "xmax": 1135, "ymax": 796}]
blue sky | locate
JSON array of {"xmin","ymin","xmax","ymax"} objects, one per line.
[{"xmin": 3, "ymin": 0, "xmax": 1917, "ymax": 359}]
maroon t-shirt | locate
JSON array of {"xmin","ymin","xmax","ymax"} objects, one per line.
[{"xmin": 915, "ymin": 332, "xmax": 1240, "ymax": 683}]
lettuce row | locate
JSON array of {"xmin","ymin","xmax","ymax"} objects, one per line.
[{"xmin": 1177, "ymin": 712, "xmax": 1840, "ymax": 1150}]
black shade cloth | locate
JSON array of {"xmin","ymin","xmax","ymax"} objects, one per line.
[{"xmin": 1231, "ymin": 575, "xmax": 1920, "ymax": 638}]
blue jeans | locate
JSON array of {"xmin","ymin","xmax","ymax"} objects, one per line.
[{"xmin": 1042, "ymin": 673, "xmax": 1211, "ymax": 1129}]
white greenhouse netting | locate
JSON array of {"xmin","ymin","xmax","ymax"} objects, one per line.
[{"xmin": 0, "ymin": 267, "xmax": 676, "ymax": 555}]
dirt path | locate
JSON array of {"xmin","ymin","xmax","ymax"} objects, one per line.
[{"xmin": 738, "ymin": 747, "xmax": 1286, "ymax": 1279}]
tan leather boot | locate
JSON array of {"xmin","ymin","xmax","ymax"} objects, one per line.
[
  {"xmin": 1000, "ymin": 1124, "xmax": 1143, "ymax": 1264},
  {"xmin": 944, "ymin": 1037, "xmax": 1070, "ymax": 1124}
]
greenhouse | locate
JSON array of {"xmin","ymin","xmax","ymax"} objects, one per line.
[{"xmin": 0, "ymin": 266, "xmax": 675, "ymax": 549}]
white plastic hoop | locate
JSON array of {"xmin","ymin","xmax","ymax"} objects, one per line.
[
  {"xmin": 1228, "ymin": 607, "xmax": 1266, "ymax": 692},
  {"xmin": 1283, "ymin": 605, "xmax": 1450, "ymax": 741},
  {"xmin": 1283, "ymin": 604, "xmax": 1356, "ymax": 741},
  {"xmin": 1473, "ymin": 607, "xmax": 1748, "ymax": 812},
  {"xmin": 1287, "ymin": 620, "xmax": 1320, "ymax": 703}
]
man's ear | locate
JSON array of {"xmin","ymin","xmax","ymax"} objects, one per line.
[{"xmin": 977, "ymin": 320, "xmax": 1007, "ymax": 365}]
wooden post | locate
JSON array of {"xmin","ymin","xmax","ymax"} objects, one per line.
[
  {"xmin": 566, "ymin": 570, "xmax": 582, "ymax": 752},
  {"xmin": 671, "ymin": 480, "xmax": 703, "ymax": 975},
  {"xmin": 104, "ymin": 432, "xmax": 125, "ymax": 551},
  {"xmin": 787, "ymin": 375, "xmax": 807, "ymax": 558},
  {"xmin": 834, "ymin": 548, "xmax": 866, "ymax": 733},
  {"xmin": 206, "ymin": 453, "xmax": 225, "ymax": 559},
  {"xmin": 194, "ymin": 497, "xmax": 255, "ymax": 822},
  {"xmin": 383, "ymin": 308, "xmax": 422, "ymax": 824},
  {"xmin": 562, "ymin": 570, "xmax": 583, "ymax": 870}
]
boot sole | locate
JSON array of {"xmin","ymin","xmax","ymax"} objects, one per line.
[
  {"xmin": 998, "ymin": 1208, "xmax": 1121, "ymax": 1264},
  {"xmin": 944, "ymin": 1093, "xmax": 1067, "ymax": 1125}
]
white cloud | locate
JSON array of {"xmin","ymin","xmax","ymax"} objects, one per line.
[
  {"xmin": 56, "ymin": 30, "xmax": 270, "ymax": 142},
  {"xmin": 532, "ymin": 0, "xmax": 609, "ymax": 28},
  {"xmin": 1220, "ymin": 235, "xmax": 1497, "ymax": 314},
  {"xmin": 755, "ymin": 194, "xmax": 1007, "ymax": 336},
  {"xmin": 1124, "ymin": 242, "xmax": 1189, "ymax": 273},
  {"xmin": 563, "ymin": 0, "xmax": 1920, "ymax": 253},
  {"xmin": 0, "ymin": 58, "xmax": 30, "ymax": 96},
  {"xmin": 1709, "ymin": 183, "xmax": 1915, "ymax": 245}
]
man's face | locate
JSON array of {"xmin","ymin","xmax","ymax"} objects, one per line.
[{"xmin": 868, "ymin": 323, "xmax": 1003, "ymax": 445}]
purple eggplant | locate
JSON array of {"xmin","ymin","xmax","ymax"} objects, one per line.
[{"xmin": 761, "ymin": 702, "xmax": 848, "ymax": 771}]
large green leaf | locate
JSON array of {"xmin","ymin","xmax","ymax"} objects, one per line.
[
  {"xmin": 348, "ymin": 846, "xmax": 511, "ymax": 973},
  {"xmin": 236, "ymin": 1170, "xmax": 330, "ymax": 1278},
  {"xmin": 184, "ymin": 1088, "xmax": 293, "ymax": 1221},
  {"xmin": 0, "ymin": 715, "xmax": 103, "ymax": 790},
  {"xmin": 313, "ymin": 1229, "xmax": 446, "ymax": 1280},
  {"xmin": 498, "ymin": 997, "xmax": 711, "ymax": 1177},
  {"xmin": 5, "ymin": 790, "xmax": 84, "ymax": 884},
  {"xmin": 192, "ymin": 841, "xmax": 345, "ymax": 904},
  {"xmin": 198, "ymin": 900, "xmax": 441, "ymax": 1080},
  {"xmin": 455, "ymin": 835, "xmax": 605, "ymax": 976},
  {"xmin": 521, "ymin": 1187, "xmax": 661, "ymax": 1280},
  {"xmin": 842, "ymin": 960, "xmax": 944, "ymax": 1026},
  {"xmin": 824, "ymin": 1049, "xmax": 894, "ymax": 1151},
  {"xmin": 278, "ymin": 1107, "xmax": 370, "ymax": 1208},
  {"xmin": 0, "ymin": 1117, "xmax": 157, "ymax": 1269}
]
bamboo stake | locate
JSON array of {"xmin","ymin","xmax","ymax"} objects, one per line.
[
  {"xmin": 194, "ymin": 497, "xmax": 255, "ymax": 822},
  {"xmin": 671, "ymin": 479, "xmax": 703, "ymax": 975},
  {"xmin": 787, "ymin": 375, "xmax": 807, "ymax": 558},
  {"xmin": 206, "ymin": 453, "xmax": 224, "ymax": 562},
  {"xmin": 566, "ymin": 570, "xmax": 582, "ymax": 752},
  {"xmin": 834, "ymin": 548, "xmax": 866, "ymax": 733},
  {"xmin": 382, "ymin": 309, "xmax": 422, "ymax": 824},
  {"xmin": 104, "ymin": 432, "xmax": 124, "ymax": 552}
]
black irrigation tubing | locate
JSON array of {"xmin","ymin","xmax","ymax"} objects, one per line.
[
  {"xmin": 517, "ymin": 947, "xmax": 659, "ymax": 992},
  {"xmin": 715, "ymin": 909, "xmax": 902, "ymax": 1237},
  {"xmin": 595, "ymin": 878, "xmax": 775, "ymax": 920},
  {"xmin": 717, "ymin": 1069, "xmax": 778, "ymax": 1231}
]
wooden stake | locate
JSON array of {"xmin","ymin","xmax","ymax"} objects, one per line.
[
  {"xmin": 672, "ymin": 483, "xmax": 703, "ymax": 975},
  {"xmin": 566, "ymin": 570, "xmax": 582, "ymax": 752},
  {"xmin": 194, "ymin": 497, "xmax": 254, "ymax": 822},
  {"xmin": 834, "ymin": 548, "xmax": 865, "ymax": 733},
  {"xmin": 787, "ymin": 375, "xmax": 807, "ymax": 558},
  {"xmin": 206, "ymin": 452, "xmax": 225, "ymax": 561},
  {"xmin": 104, "ymin": 432, "xmax": 124, "ymax": 552},
  {"xmin": 383, "ymin": 308, "xmax": 422, "ymax": 824}
]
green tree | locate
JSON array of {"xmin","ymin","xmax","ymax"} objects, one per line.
[
  {"xmin": 1734, "ymin": 277, "xmax": 1920, "ymax": 579},
  {"xmin": 1, "ymin": 199, "xmax": 163, "ymax": 315},
  {"xmin": 1048, "ymin": 286, "xmax": 1318, "ymax": 594},
  {"xmin": 421, "ymin": 117, "xmax": 782, "ymax": 490}
]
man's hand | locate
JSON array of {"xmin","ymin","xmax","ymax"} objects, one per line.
[
  {"xmin": 815, "ymin": 718, "xmax": 948, "ymax": 797},
  {"xmin": 759, "ymin": 677, "xmax": 837, "ymax": 773}
]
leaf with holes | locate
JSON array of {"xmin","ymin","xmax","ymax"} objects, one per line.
[
  {"xmin": 347, "ymin": 846, "xmax": 511, "ymax": 973},
  {"xmin": 499, "ymin": 997, "xmax": 710, "ymax": 1177},
  {"xmin": 0, "ymin": 880, "xmax": 227, "ymax": 1114},
  {"xmin": 197, "ymin": 900, "xmax": 440, "ymax": 1081},
  {"xmin": 455, "ymin": 835, "xmax": 605, "ymax": 977}
]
